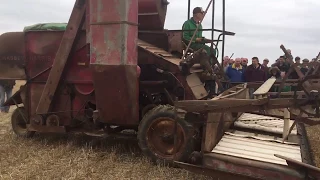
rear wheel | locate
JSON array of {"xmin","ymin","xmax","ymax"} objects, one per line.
[
  {"xmin": 138, "ymin": 105, "xmax": 194, "ymax": 165},
  {"xmin": 11, "ymin": 107, "xmax": 35, "ymax": 138}
]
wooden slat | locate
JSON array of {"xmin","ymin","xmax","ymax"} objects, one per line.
[
  {"xmin": 36, "ymin": 0, "xmax": 86, "ymax": 114},
  {"xmin": 253, "ymin": 77, "xmax": 276, "ymax": 95}
]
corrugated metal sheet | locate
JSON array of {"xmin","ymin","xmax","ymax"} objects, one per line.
[
  {"xmin": 211, "ymin": 133, "xmax": 302, "ymax": 165},
  {"xmin": 235, "ymin": 113, "xmax": 297, "ymax": 135}
]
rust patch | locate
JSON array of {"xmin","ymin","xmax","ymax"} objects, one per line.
[{"xmin": 91, "ymin": 65, "xmax": 139, "ymax": 125}]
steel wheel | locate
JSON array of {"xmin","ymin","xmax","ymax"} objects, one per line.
[
  {"xmin": 11, "ymin": 107, "xmax": 35, "ymax": 138},
  {"xmin": 146, "ymin": 117, "xmax": 186, "ymax": 158},
  {"xmin": 138, "ymin": 105, "xmax": 194, "ymax": 165}
]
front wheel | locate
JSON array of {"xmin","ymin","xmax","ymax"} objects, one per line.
[
  {"xmin": 11, "ymin": 107, "xmax": 35, "ymax": 138},
  {"xmin": 137, "ymin": 105, "xmax": 194, "ymax": 165}
]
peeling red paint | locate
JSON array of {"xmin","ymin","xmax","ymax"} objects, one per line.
[{"xmin": 89, "ymin": 0, "xmax": 139, "ymax": 125}]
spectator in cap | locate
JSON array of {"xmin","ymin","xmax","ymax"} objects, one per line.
[
  {"xmin": 301, "ymin": 59, "xmax": 310, "ymax": 75},
  {"xmin": 262, "ymin": 58, "xmax": 270, "ymax": 77},
  {"xmin": 182, "ymin": 7, "xmax": 216, "ymax": 77},
  {"xmin": 241, "ymin": 58, "xmax": 248, "ymax": 70},
  {"xmin": 302, "ymin": 58, "xmax": 309, "ymax": 63}
]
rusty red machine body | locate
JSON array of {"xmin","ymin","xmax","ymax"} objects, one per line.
[
  {"xmin": 0, "ymin": 0, "xmax": 185, "ymax": 127},
  {"xmin": 1, "ymin": 0, "xmax": 320, "ymax": 179}
]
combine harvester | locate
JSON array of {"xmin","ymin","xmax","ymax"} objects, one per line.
[{"xmin": 0, "ymin": 0, "xmax": 319, "ymax": 179}]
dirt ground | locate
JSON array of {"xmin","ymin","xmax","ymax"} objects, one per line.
[{"xmin": 0, "ymin": 81, "xmax": 212, "ymax": 180}]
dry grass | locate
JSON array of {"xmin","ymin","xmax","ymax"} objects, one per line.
[
  {"xmin": 305, "ymin": 125, "xmax": 320, "ymax": 167},
  {"xmin": 0, "ymin": 81, "xmax": 213, "ymax": 180}
]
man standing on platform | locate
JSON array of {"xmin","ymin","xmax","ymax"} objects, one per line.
[{"xmin": 182, "ymin": 7, "xmax": 217, "ymax": 76}]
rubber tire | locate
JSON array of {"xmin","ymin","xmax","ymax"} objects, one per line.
[
  {"xmin": 138, "ymin": 105, "xmax": 194, "ymax": 166},
  {"xmin": 11, "ymin": 107, "xmax": 35, "ymax": 138}
]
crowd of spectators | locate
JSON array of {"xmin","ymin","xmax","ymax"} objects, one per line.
[
  {"xmin": 219, "ymin": 50, "xmax": 317, "ymax": 97},
  {"xmin": 223, "ymin": 50, "xmax": 315, "ymax": 84}
]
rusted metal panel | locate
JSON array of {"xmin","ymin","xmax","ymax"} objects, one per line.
[
  {"xmin": 138, "ymin": 0, "xmax": 168, "ymax": 30},
  {"xmin": 211, "ymin": 133, "xmax": 302, "ymax": 165},
  {"xmin": 27, "ymin": 124, "xmax": 66, "ymax": 133},
  {"xmin": 36, "ymin": 0, "xmax": 86, "ymax": 115},
  {"xmin": 25, "ymin": 31, "xmax": 64, "ymax": 81},
  {"xmin": 275, "ymin": 154, "xmax": 320, "ymax": 178},
  {"xmin": 65, "ymin": 43, "xmax": 93, "ymax": 84},
  {"xmin": 91, "ymin": 65, "xmax": 139, "ymax": 125},
  {"xmin": 89, "ymin": 0, "xmax": 139, "ymax": 125},
  {"xmin": 24, "ymin": 30, "xmax": 92, "ymax": 83},
  {"xmin": 174, "ymin": 162, "xmax": 256, "ymax": 180},
  {"xmin": 85, "ymin": 0, "xmax": 91, "ymax": 43},
  {"xmin": 89, "ymin": 0, "xmax": 138, "ymax": 65},
  {"xmin": 203, "ymin": 153, "xmax": 305, "ymax": 180},
  {"xmin": 28, "ymin": 82, "xmax": 86, "ymax": 128},
  {"xmin": 0, "ymin": 32, "xmax": 26, "ymax": 79}
]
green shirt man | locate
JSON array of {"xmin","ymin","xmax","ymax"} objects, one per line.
[{"xmin": 182, "ymin": 7, "xmax": 215, "ymax": 62}]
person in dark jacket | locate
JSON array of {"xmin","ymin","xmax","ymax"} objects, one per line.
[
  {"xmin": 0, "ymin": 80, "xmax": 15, "ymax": 113},
  {"xmin": 289, "ymin": 56, "xmax": 301, "ymax": 80},
  {"xmin": 244, "ymin": 57, "xmax": 267, "ymax": 82},
  {"xmin": 245, "ymin": 57, "xmax": 267, "ymax": 98},
  {"xmin": 226, "ymin": 58, "xmax": 245, "ymax": 83},
  {"xmin": 276, "ymin": 56, "xmax": 290, "ymax": 73}
]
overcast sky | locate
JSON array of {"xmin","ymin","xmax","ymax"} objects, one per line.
[{"xmin": 0, "ymin": 0, "xmax": 319, "ymax": 63}]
